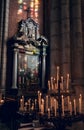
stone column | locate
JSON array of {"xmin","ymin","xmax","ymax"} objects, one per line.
[
  {"xmin": 41, "ymin": 45, "xmax": 47, "ymax": 90},
  {"xmin": 60, "ymin": 0, "xmax": 71, "ymax": 85},
  {"xmin": 12, "ymin": 44, "xmax": 18, "ymax": 89},
  {"xmin": 0, "ymin": 0, "xmax": 10, "ymax": 94},
  {"xmin": 70, "ymin": 0, "xmax": 83, "ymax": 86},
  {"xmin": 50, "ymin": 0, "xmax": 61, "ymax": 77},
  {"xmin": 70, "ymin": 0, "xmax": 84, "ymax": 113}
]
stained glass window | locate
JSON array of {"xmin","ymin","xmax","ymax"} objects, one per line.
[{"xmin": 17, "ymin": 0, "xmax": 42, "ymax": 25}]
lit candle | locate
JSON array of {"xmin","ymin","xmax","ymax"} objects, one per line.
[
  {"xmin": 61, "ymin": 76, "xmax": 63, "ymax": 90},
  {"xmin": 35, "ymin": 99, "xmax": 37, "ymax": 108},
  {"xmin": 0, "ymin": 99, "xmax": 4, "ymax": 104},
  {"xmin": 66, "ymin": 74, "xmax": 69, "ymax": 90},
  {"xmin": 20, "ymin": 98, "xmax": 24, "ymax": 111},
  {"xmin": 24, "ymin": 102, "xmax": 28, "ymax": 111},
  {"xmin": 54, "ymin": 99, "xmax": 57, "ymax": 116},
  {"xmin": 48, "ymin": 80, "xmax": 51, "ymax": 90},
  {"xmin": 51, "ymin": 77, "xmax": 53, "ymax": 90},
  {"xmin": 73, "ymin": 99, "xmax": 76, "ymax": 115},
  {"xmin": 46, "ymin": 95, "xmax": 48, "ymax": 112},
  {"xmin": 57, "ymin": 66, "xmax": 59, "ymax": 80},
  {"xmin": 79, "ymin": 94, "xmax": 82, "ymax": 113},
  {"xmin": 38, "ymin": 91, "xmax": 42, "ymax": 111},
  {"xmin": 39, "ymin": 92, "xmax": 42, "ymax": 111},
  {"xmin": 69, "ymin": 101, "xmax": 72, "ymax": 115},
  {"xmin": 62, "ymin": 95, "xmax": 64, "ymax": 116},
  {"xmin": 48, "ymin": 108, "xmax": 50, "ymax": 118},
  {"xmin": 41, "ymin": 98, "xmax": 44, "ymax": 114},
  {"xmin": 57, "ymin": 66, "xmax": 59, "ymax": 89}
]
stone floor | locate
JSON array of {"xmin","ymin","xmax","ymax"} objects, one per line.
[
  {"xmin": 0, "ymin": 121, "xmax": 84, "ymax": 130},
  {"xmin": 67, "ymin": 121, "xmax": 84, "ymax": 130}
]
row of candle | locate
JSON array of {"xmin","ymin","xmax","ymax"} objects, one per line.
[
  {"xmin": 19, "ymin": 96, "xmax": 38, "ymax": 112},
  {"xmin": 48, "ymin": 74, "xmax": 70, "ymax": 91},
  {"xmin": 38, "ymin": 91, "xmax": 82, "ymax": 117},
  {"xmin": 19, "ymin": 92, "xmax": 82, "ymax": 118}
]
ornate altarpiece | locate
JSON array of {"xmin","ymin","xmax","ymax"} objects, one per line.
[{"xmin": 7, "ymin": 18, "xmax": 48, "ymax": 97}]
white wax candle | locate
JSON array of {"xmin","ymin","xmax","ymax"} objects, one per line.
[
  {"xmin": 20, "ymin": 98, "xmax": 24, "ymax": 110},
  {"xmin": 73, "ymin": 99, "xmax": 76, "ymax": 115},
  {"xmin": 48, "ymin": 108, "xmax": 50, "ymax": 118},
  {"xmin": 51, "ymin": 77, "xmax": 53, "ymax": 90},
  {"xmin": 79, "ymin": 94, "xmax": 82, "ymax": 113},
  {"xmin": 61, "ymin": 76, "xmax": 63, "ymax": 90},
  {"xmin": 48, "ymin": 80, "xmax": 51, "ymax": 90},
  {"xmin": 41, "ymin": 99, "xmax": 44, "ymax": 114},
  {"xmin": 69, "ymin": 101, "xmax": 72, "ymax": 115},
  {"xmin": 57, "ymin": 66, "xmax": 59, "ymax": 80},
  {"xmin": 66, "ymin": 74, "xmax": 69, "ymax": 90},
  {"xmin": 54, "ymin": 99, "xmax": 57, "ymax": 116},
  {"xmin": 46, "ymin": 95, "xmax": 48, "ymax": 112},
  {"xmin": 39, "ymin": 92, "xmax": 42, "ymax": 111},
  {"xmin": 62, "ymin": 95, "xmax": 64, "ymax": 116},
  {"xmin": 50, "ymin": 97, "xmax": 53, "ymax": 110}
]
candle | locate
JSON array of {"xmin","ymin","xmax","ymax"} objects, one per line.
[
  {"xmin": 35, "ymin": 99, "xmax": 37, "ymax": 109},
  {"xmin": 66, "ymin": 74, "xmax": 69, "ymax": 90},
  {"xmin": 73, "ymin": 99, "xmax": 76, "ymax": 115},
  {"xmin": 0, "ymin": 99, "xmax": 4, "ymax": 104},
  {"xmin": 57, "ymin": 66, "xmax": 59, "ymax": 80},
  {"xmin": 57, "ymin": 66, "xmax": 59, "ymax": 88},
  {"xmin": 39, "ymin": 92, "xmax": 42, "ymax": 111},
  {"xmin": 51, "ymin": 77, "xmax": 53, "ymax": 90},
  {"xmin": 69, "ymin": 101, "xmax": 72, "ymax": 115},
  {"xmin": 41, "ymin": 99, "xmax": 44, "ymax": 114},
  {"xmin": 62, "ymin": 95, "xmax": 64, "ymax": 116},
  {"xmin": 54, "ymin": 99, "xmax": 57, "ymax": 116},
  {"xmin": 20, "ymin": 98, "xmax": 24, "ymax": 111},
  {"xmin": 48, "ymin": 108, "xmax": 50, "ymax": 118},
  {"xmin": 38, "ymin": 91, "xmax": 42, "ymax": 111},
  {"xmin": 79, "ymin": 94, "xmax": 82, "ymax": 113},
  {"xmin": 46, "ymin": 95, "xmax": 48, "ymax": 112},
  {"xmin": 22, "ymin": 95, "xmax": 24, "ymax": 104},
  {"xmin": 24, "ymin": 102, "xmax": 28, "ymax": 111},
  {"xmin": 48, "ymin": 80, "xmax": 51, "ymax": 90},
  {"xmin": 61, "ymin": 76, "xmax": 63, "ymax": 90}
]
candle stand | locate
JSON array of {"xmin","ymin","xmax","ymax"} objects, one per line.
[
  {"xmin": 17, "ymin": 80, "xmax": 84, "ymax": 130},
  {"xmin": 17, "ymin": 67, "xmax": 84, "ymax": 130},
  {"xmin": 39, "ymin": 80, "xmax": 84, "ymax": 130}
]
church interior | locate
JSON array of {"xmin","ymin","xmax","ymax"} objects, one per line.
[{"xmin": 0, "ymin": 0, "xmax": 84, "ymax": 130}]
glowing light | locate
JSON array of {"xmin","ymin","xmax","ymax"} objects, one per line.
[
  {"xmin": 17, "ymin": 0, "xmax": 40, "ymax": 22},
  {"xmin": 17, "ymin": 8, "xmax": 23, "ymax": 15},
  {"xmin": 18, "ymin": 0, "xmax": 23, "ymax": 4}
]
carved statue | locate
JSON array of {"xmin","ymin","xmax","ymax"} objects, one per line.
[{"xmin": 14, "ymin": 17, "xmax": 48, "ymax": 47}]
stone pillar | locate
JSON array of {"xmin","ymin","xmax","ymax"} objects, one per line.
[
  {"xmin": 60, "ymin": 0, "xmax": 71, "ymax": 84},
  {"xmin": 12, "ymin": 44, "xmax": 18, "ymax": 89},
  {"xmin": 70, "ymin": 0, "xmax": 83, "ymax": 86},
  {"xmin": 0, "ymin": 0, "xmax": 10, "ymax": 94},
  {"xmin": 41, "ymin": 45, "xmax": 47, "ymax": 90},
  {"xmin": 50, "ymin": 0, "xmax": 61, "ymax": 77}
]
